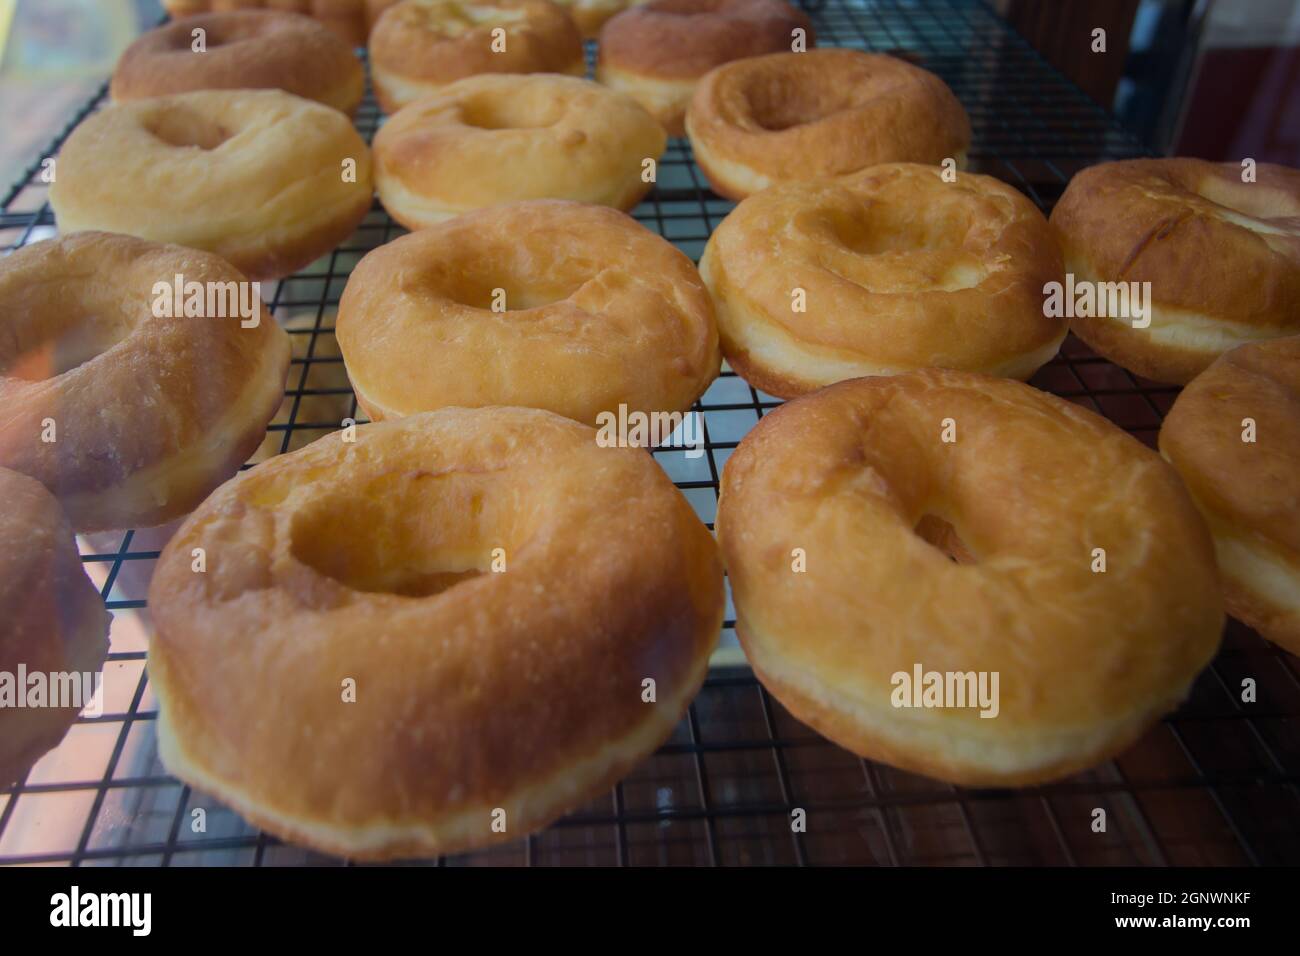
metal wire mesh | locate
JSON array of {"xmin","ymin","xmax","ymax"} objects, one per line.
[{"xmin": 1, "ymin": 0, "xmax": 1298, "ymax": 867}]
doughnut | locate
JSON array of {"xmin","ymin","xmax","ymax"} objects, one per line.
[
  {"xmin": 1050, "ymin": 158, "xmax": 1300, "ymax": 384},
  {"xmin": 1159, "ymin": 336, "xmax": 1300, "ymax": 654},
  {"xmin": 373, "ymin": 74, "xmax": 666, "ymax": 227},
  {"xmin": 49, "ymin": 89, "xmax": 373, "ymax": 282},
  {"xmin": 161, "ymin": 0, "xmax": 392, "ymax": 47},
  {"xmin": 370, "ymin": 0, "xmax": 585, "ymax": 114},
  {"xmin": 111, "ymin": 11, "xmax": 366, "ymax": 116},
  {"xmin": 552, "ymin": 0, "xmax": 638, "ymax": 37},
  {"xmin": 0, "ymin": 232, "xmax": 290, "ymax": 532},
  {"xmin": 716, "ymin": 369, "xmax": 1224, "ymax": 786},
  {"xmin": 0, "ymin": 468, "xmax": 112, "ymax": 786},
  {"xmin": 686, "ymin": 50, "xmax": 971, "ymax": 200},
  {"xmin": 597, "ymin": 0, "xmax": 814, "ymax": 137},
  {"xmin": 147, "ymin": 406, "xmax": 724, "ymax": 859},
  {"xmin": 698, "ymin": 163, "xmax": 1067, "ymax": 397},
  {"xmin": 337, "ymin": 200, "xmax": 719, "ymax": 425}
]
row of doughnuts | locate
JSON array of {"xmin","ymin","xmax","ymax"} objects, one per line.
[
  {"xmin": 155, "ymin": 0, "xmax": 814, "ymax": 134},
  {"xmin": 2, "ymin": 2, "xmax": 1297, "ymax": 861},
  {"xmin": 86, "ymin": 7, "xmax": 1300, "ymax": 391},
  {"xmin": 162, "ymin": 0, "xmax": 639, "ymax": 45}
]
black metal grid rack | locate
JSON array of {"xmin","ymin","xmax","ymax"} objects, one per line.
[{"xmin": 2, "ymin": 0, "xmax": 1298, "ymax": 867}]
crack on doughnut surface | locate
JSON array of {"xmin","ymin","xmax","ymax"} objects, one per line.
[{"xmin": 913, "ymin": 512, "xmax": 977, "ymax": 564}]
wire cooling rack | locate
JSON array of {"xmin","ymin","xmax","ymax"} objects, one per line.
[{"xmin": 2, "ymin": 0, "xmax": 1298, "ymax": 867}]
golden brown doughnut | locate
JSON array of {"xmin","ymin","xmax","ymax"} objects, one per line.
[
  {"xmin": 0, "ymin": 232, "xmax": 290, "ymax": 532},
  {"xmin": 147, "ymin": 406, "xmax": 724, "ymax": 859},
  {"xmin": 716, "ymin": 369, "xmax": 1224, "ymax": 787},
  {"xmin": 1050, "ymin": 158, "xmax": 1300, "ymax": 384},
  {"xmin": 50, "ymin": 89, "xmax": 373, "ymax": 282},
  {"xmin": 0, "ymin": 468, "xmax": 111, "ymax": 786},
  {"xmin": 373, "ymin": 74, "xmax": 665, "ymax": 227},
  {"xmin": 162, "ymin": 0, "xmax": 388, "ymax": 47},
  {"xmin": 1159, "ymin": 336, "xmax": 1300, "ymax": 653},
  {"xmin": 699, "ymin": 163, "xmax": 1067, "ymax": 397},
  {"xmin": 597, "ymin": 0, "xmax": 814, "ymax": 137},
  {"xmin": 337, "ymin": 200, "xmax": 719, "ymax": 424},
  {"xmin": 370, "ymin": 0, "xmax": 585, "ymax": 114},
  {"xmin": 686, "ymin": 49, "xmax": 971, "ymax": 200},
  {"xmin": 112, "ymin": 11, "xmax": 366, "ymax": 116}
]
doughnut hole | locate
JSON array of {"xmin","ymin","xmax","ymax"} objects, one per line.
[
  {"xmin": 458, "ymin": 91, "xmax": 565, "ymax": 130},
  {"xmin": 823, "ymin": 205, "xmax": 958, "ymax": 255},
  {"xmin": 428, "ymin": 254, "xmax": 587, "ymax": 311},
  {"xmin": 740, "ymin": 74, "xmax": 861, "ymax": 132},
  {"xmin": 814, "ymin": 202, "xmax": 992, "ymax": 293},
  {"xmin": 289, "ymin": 469, "xmax": 526, "ymax": 597},
  {"xmin": 0, "ymin": 284, "xmax": 139, "ymax": 381},
  {"xmin": 144, "ymin": 105, "xmax": 232, "ymax": 150}
]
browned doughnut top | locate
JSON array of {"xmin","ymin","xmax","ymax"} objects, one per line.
[
  {"xmin": 113, "ymin": 10, "xmax": 366, "ymax": 115},
  {"xmin": 687, "ymin": 49, "xmax": 971, "ymax": 198},
  {"xmin": 600, "ymin": 0, "xmax": 813, "ymax": 79},
  {"xmin": 371, "ymin": 0, "xmax": 583, "ymax": 85},
  {"xmin": 0, "ymin": 232, "xmax": 290, "ymax": 531},
  {"xmin": 1049, "ymin": 157, "xmax": 1300, "ymax": 382},
  {"xmin": 1161, "ymin": 335, "xmax": 1300, "ymax": 557}
]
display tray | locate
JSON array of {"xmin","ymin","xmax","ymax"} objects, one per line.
[{"xmin": 1, "ymin": 0, "xmax": 1298, "ymax": 866}]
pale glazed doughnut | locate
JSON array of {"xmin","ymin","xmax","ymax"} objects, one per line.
[
  {"xmin": 686, "ymin": 49, "xmax": 971, "ymax": 200},
  {"xmin": 1050, "ymin": 158, "xmax": 1300, "ymax": 384},
  {"xmin": 0, "ymin": 468, "xmax": 111, "ymax": 786},
  {"xmin": 0, "ymin": 232, "xmax": 290, "ymax": 532},
  {"xmin": 370, "ymin": 0, "xmax": 585, "ymax": 114},
  {"xmin": 698, "ymin": 163, "xmax": 1067, "ymax": 397},
  {"xmin": 597, "ymin": 0, "xmax": 814, "ymax": 137},
  {"xmin": 50, "ymin": 89, "xmax": 373, "ymax": 281},
  {"xmin": 373, "ymin": 74, "xmax": 666, "ymax": 228},
  {"xmin": 1160, "ymin": 336, "xmax": 1300, "ymax": 654},
  {"xmin": 337, "ymin": 200, "xmax": 719, "ymax": 424},
  {"xmin": 112, "ymin": 11, "xmax": 366, "ymax": 116},
  {"xmin": 716, "ymin": 369, "xmax": 1224, "ymax": 786},
  {"xmin": 161, "ymin": 0, "xmax": 394, "ymax": 47},
  {"xmin": 147, "ymin": 406, "xmax": 724, "ymax": 859}
]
